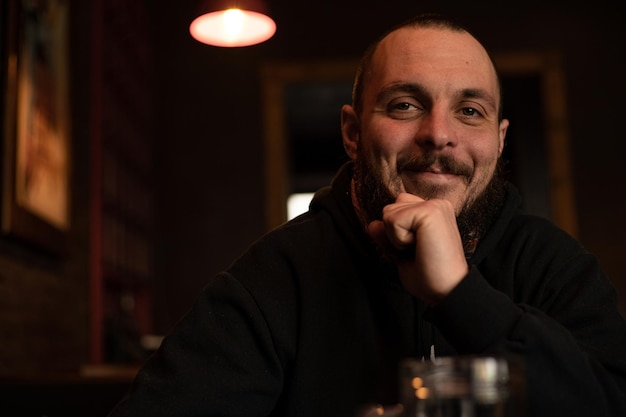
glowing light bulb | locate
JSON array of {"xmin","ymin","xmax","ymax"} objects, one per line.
[
  {"xmin": 190, "ymin": 7, "xmax": 276, "ymax": 47},
  {"xmin": 222, "ymin": 9, "xmax": 244, "ymax": 41}
]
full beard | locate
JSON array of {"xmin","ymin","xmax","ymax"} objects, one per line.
[
  {"xmin": 455, "ymin": 160, "xmax": 507, "ymax": 256},
  {"xmin": 353, "ymin": 150, "xmax": 508, "ymax": 255}
]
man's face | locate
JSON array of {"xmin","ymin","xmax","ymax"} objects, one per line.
[{"xmin": 342, "ymin": 26, "xmax": 509, "ymax": 223}]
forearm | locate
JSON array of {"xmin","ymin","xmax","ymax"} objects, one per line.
[{"xmin": 426, "ymin": 268, "xmax": 626, "ymax": 417}]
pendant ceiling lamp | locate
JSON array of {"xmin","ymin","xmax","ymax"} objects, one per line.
[{"xmin": 189, "ymin": 0, "xmax": 276, "ymax": 47}]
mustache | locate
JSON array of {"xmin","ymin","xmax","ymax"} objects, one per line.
[{"xmin": 397, "ymin": 153, "xmax": 473, "ymax": 180}]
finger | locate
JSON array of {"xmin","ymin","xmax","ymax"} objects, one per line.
[
  {"xmin": 367, "ymin": 220, "xmax": 415, "ymax": 261},
  {"xmin": 381, "ymin": 204, "xmax": 420, "ymax": 247}
]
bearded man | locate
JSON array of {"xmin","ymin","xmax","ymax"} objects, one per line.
[{"xmin": 109, "ymin": 13, "xmax": 626, "ymax": 417}]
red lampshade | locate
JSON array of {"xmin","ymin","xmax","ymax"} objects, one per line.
[{"xmin": 189, "ymin": 0, "xmax": 276, "ymax": 47}]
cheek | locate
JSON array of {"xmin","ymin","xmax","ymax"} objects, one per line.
[
  {"xmin": 360, "ymin": 122, "xmax": 410, "ymax": 165},
  {"xmin": 359, "ymin": 130, "xmax": 395, "ymax": 164},
  {"xmin": 464, "ymin": 139, "xmax": 501, "ymax": 186},
  {"xmin": 471, "ymin": 138, "xmax": 501, "ymax": 168}
]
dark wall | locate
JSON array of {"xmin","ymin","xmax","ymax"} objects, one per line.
[
  {"xmin": 149, "ymin": 0, "xmax": 626, "ymax": 332},
  {"xmin": 0, "ymin": 0, "xmax": 624, "ymax": 383}
]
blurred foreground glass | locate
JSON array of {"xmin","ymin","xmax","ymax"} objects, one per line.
[{"xmin": 399, "ymin": 356, "xmax": 526, "ymax": 417}]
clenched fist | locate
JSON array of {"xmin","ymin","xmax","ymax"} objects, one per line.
[{"xmin": 367, "ymin": 192, "xmax": 469, "ymax": 306}]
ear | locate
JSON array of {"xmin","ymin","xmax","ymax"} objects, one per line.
[
  {"xmin": 341, "ymin": 104, "xmax": 360, "ymax": 160},
  {"xmin": 497, "ymin": 118, "xmax": 509, "ymax": 156}
]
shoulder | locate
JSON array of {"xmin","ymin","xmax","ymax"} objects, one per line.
[
  {"xmin": 507, "ymin": 213, "xmax": 582, "ymax": 251},
  {"xmin": 226, "ymin": 209, "xmax": 343, "ymax": 279}
]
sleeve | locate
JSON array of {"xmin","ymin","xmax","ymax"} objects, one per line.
[
  {"xmin": 426, "ymin": 257, "xmax": 626, "ymax": 417},
  {"xmin": 107, "ymin": 273, "xmax": 284, "ymax": 417}
]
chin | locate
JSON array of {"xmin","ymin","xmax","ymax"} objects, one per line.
[{"xmin": 405, "ymin": 183, "xmax": 463, "ymax": 204}]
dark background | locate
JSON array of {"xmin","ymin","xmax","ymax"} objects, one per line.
[{"xmin": 0, "ymin": 0, "xmax": 624, "ymax": 414}]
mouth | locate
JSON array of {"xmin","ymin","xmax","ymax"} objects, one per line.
[
  {"xmin": 398, "ymin": 155, "xmax": 472, "ymax": 190},
  {"xmin": 402, "ymin": 160, "xmax": 470, "ymax": 178},
  {"xmin": 402, "ymin": 168, "xmax": 460, "ymax": 184},
  {"xmin": 419, "ymin": 165, "xmax": 449, "ymax": 175}
]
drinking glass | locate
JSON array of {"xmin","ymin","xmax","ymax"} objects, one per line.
[{"xmin": 398, "ymin": 355, "xmax": 525, "ymax": 417}]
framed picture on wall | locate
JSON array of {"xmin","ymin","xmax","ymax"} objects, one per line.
[{"xmin": 0, "ymin": 0, "xmax": 71, "ymax": 254}]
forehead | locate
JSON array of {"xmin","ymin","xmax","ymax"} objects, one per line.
[{"xmin": 367, "ymin": 26, "xmax": 499, "ymax": 99}]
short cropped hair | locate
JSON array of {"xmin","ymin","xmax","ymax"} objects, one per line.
[{"xmin": 351, "ymin": 13, "xmax": 504, "ymax": 121}]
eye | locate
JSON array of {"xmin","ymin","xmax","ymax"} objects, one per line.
[
  {"xmin": 386, "ymin": 97, "xmax": 422, "ymax": 119},
  {"xmin": 461, "ymin": 107, "xmax": 480, "ymax": 117},
  {"xmin": 391, "ymin": 102, "xmax": 416, "ymax": 111}
]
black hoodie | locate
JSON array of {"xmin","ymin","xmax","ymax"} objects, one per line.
[{"xmin": 109, "ymin": 162, "xmax": 626, "ymax": 417}]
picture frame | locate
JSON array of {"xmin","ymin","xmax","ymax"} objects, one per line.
[{"xmin": 1, "ymin": 0, "xmax": 71, "ymax": 254}]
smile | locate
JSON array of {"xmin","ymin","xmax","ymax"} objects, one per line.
[{"xmin": 405, "ymin": 169, "xmax": 459, "ymax": 181}]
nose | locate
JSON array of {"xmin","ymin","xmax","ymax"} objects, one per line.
[{"xmin": 414, "ymin": 108, "xmax": 456, "ymax": 149}]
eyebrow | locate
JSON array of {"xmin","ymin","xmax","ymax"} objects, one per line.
[
  {"xmin": 375, "ymin": 82, "xmax": 428, "ymax": 104},
  {"xmin": 457, "ymin": 88, "xmax": 498, "ymax": 111}
]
